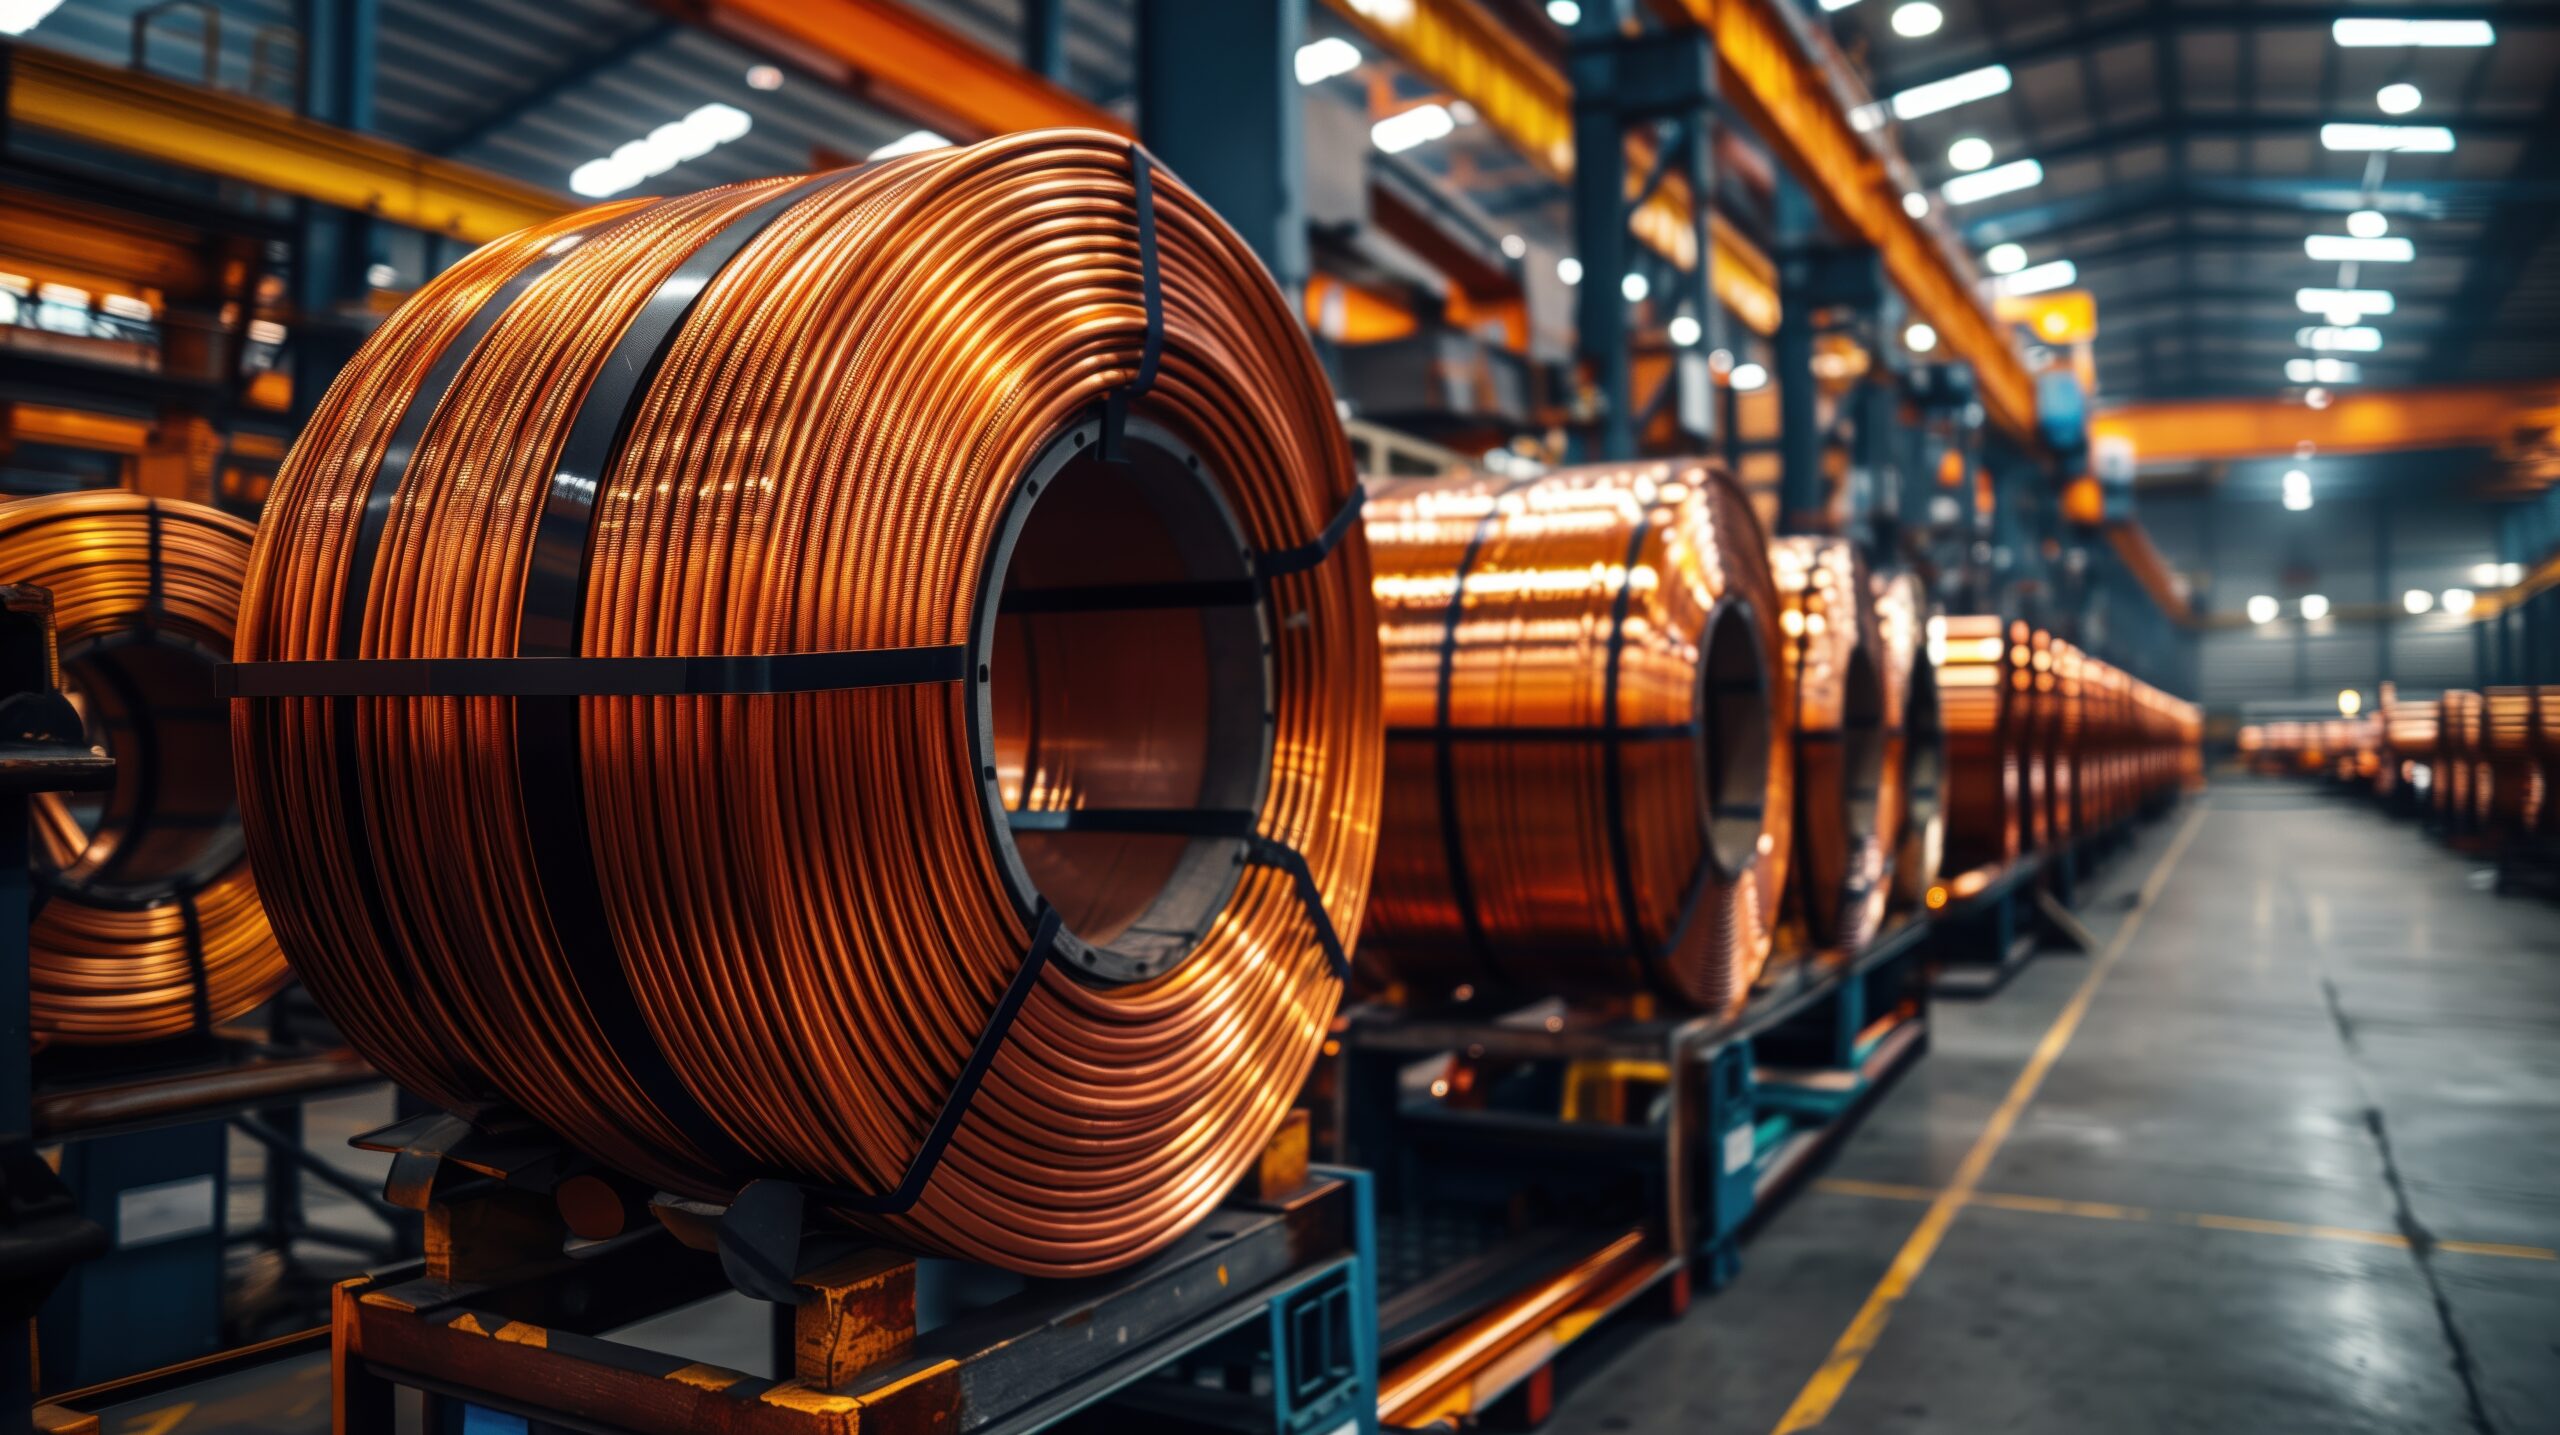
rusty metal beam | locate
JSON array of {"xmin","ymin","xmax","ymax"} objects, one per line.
[
  {"xmin": 0, "ymin": 42, "xmax": 564, "ymax": 244},
  {"xmin": 1316, "ymin": 0, "xmax": 1780, "ymax": 335}
]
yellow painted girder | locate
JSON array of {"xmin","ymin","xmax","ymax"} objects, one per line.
[{"xmin": 3, "ymin": 42, "xmax": 565, "ymax": 244}]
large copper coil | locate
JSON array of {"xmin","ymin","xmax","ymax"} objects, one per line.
[
  {"xmin": 0, "ymin": 493, "xmax": 290, "ymax": 1045},
  {"xmin": 2377, "ymin": 687, "xmax": 2438, "ymax": 797},
  {"xmin": 1873, "ymin": 571, "xmax": 1942, "ymax": 909},
  {"xmin": 230, "ymin": 132, "xmax": 1380, "ymax": 1275},
  {"xmin": 1360, "ymin": 460, "xmax": 1794, "ymax": 1012},
  {"xmin": 2079, "ymin": 658, "xmax": 2125, "ymax": 827},
  {"xmin": 1937, "ymin": 614, "xmax": 2019, "ymax": 874},
  {"xmin": 1772, "ymin": 537, "xmax": 1889, "ymax": 952},
  {"xmin": 2483, "ymin": 687, "xmax": 2543, "ymax": 835},
  {"xmin": 2438, "ymin": 690, "xmax": 2483, "ymax": 827}
]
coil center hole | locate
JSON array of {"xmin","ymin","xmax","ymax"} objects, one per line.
[
  {"xmin": 982, "ymin": 420, "xmax": 1272, "ymax": 983},
  {"xmin": 1699, "ymin": 600, "xmax": 1772, "ymax": 876},
  {"xmin": 39, "ymin": 632, "xmax": 240, "ymax": 904}
]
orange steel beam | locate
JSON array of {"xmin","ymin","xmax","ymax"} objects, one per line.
[
  {"xmin": 1645, "ymin": 0, "xmax": 2034, "ymax": 442},
  {"xmin": 665, "ymin": 0, "xmax": 1122, "ymax": 139},
  {"xmin": 2093, "ymin": 382, "xmax": 2560, "ymax": 468},
  {"xmin": 1317, "ymin": 0, "xmax": 1780, "ymax": 335}
]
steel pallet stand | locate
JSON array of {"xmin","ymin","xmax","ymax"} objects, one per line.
[
  {"xmin": 330, "ymin": 1111, "xmax": 1377, "ymax": 1435},
  {"xmin": 1328, "ymin": 917, "xmax": 1932, "ymax": 1427}
]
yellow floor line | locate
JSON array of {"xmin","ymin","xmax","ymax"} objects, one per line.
[
  {"xmin": 1812, "ymin": 1177, "xmax": 2557, "ymax": 1262},
  {"xmin": 1771, "ymin": 805, "xmax": 2211, "ymax": 1434}
]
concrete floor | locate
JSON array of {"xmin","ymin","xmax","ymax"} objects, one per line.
[{"xmin": 1547, "ymin": 783, "xmax": 2560, "ymax": 1435}]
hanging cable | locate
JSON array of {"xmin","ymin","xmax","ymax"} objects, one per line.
[
  {"xmin": 1359, "ymin": 460, "xmax": 1793, "ymax": 1013},
  {"xmin": 230, "ymin": 132, "xmax": 1379, "ymax": 1277},
  {"xmin": 1, "ymin": 493, "xmax": 288, "ymax": 1045}
]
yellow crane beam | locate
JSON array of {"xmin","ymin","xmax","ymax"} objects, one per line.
[
  {"xmin": 1, "ymin": 42, "xmax": 565, "ymax": 244},
  {"xmin": 2092, "ymin": 383, "xmax": 2560, "ymax": 468},
  {"xmin": 1318, "ymin": 0, "xmax": 1780, "ymax": 335}
]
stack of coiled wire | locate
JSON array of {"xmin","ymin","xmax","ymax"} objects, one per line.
[
  {"xmin": 230, "ymin": 132, "xmax": 1379, "ymax": 1275},
  {"xmin": 1358, "ymin": 460, "xmax": 1793, "ymax": 1012},
  {"xmin": 0, "ymin": 493, "xmax": 290, "ymax": 1046}
]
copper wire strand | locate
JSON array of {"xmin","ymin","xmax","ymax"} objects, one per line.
[
  {"xmin": 1, "ymin": 493, "xmax": 288, "ymax": 1044},
  {"xmin": 1358, "ymin": 460, "xmax": 1793, "ymax": 1013},
  {"xmin": 233, "ymin": 131, "xmax": 1379, "ymax": 1275}
]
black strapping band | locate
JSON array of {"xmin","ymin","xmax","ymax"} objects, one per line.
[
  {"xmin": 1259, "ymin": 487, "xmax": 1366, "ymax": 580},
  {"xmin": 1098, "ymin": 147, "xmax": 1163, "ymax": 465}
]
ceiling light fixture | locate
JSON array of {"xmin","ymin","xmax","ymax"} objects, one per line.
[
  {"xmin": 1984, "ymin": 242, "xmax": 2028, "ymax": 275},
  {"xmin": 1621, "ymin": 272, "xmax": 1650, "ymax": 303},
  {"xmin": 746, "ymin": 63, "xmax": 784, "ymax": 91},
  {"xmin": 1546, "ymin": 0, "xmax": 1583, "ymax": 24},
  {"xmin": 2402, "ymin": 589, "xmax": 2434, "ymax": 615},
  {"xmin": 2282, "ymin": 468, "xmax": 2315, "ymax": 510},
  {"xmin": 1905, "ymin": 322, "xmax": 1939, "ymax": 353},
  {"xmin": 2346, "ymin": 209, "xmax": 2389, "ymax": 239},
  {"xmin": 1295, "ymin": 37, "xmax": 1362, "ymax": 85},
  {"xmin": 1891, "ymin": 3, "xmax": 1944, "ymax": 38},
  {"xmin": 1902, "ymin": 191, "xmax": 1932, "ymax": 218},
  {"xmin": 2300, "ymin": 594, "xmax": 2331, "ymax": 621},
  {"xmin": 2376, "ymin": 82, "xmax": 2422, "ymax": 114},
  {"xmin": 1558, "ymin": 257, "xmax": 1584, "ymax": 286},
  {"xmin": 2306, "ymin": 234, "xmax": 2414, "ymax": 262},
  {"xmin": 570, "ymin": 102, "xmax": 754, "ymax": 198},
  {"xmin": 1669, "ymin": 315, "xmax": 1703, "ymax": 346},
  {"xmin": 2285, "ymin": 357, "xmax": 2361, "ymax": 385},
  {"xmin": 1373, "ymin": 102, "xmax": 1456, "ymax": 154},
  {"xmin": 1947, "ymin": 136, "xmax": 1995, "ymax": 172},
  {"xmin": 2332, "ymin": 18, "xmax": 2494, "ymax": 47},
  {"xmin": 2441, "ymin": 587, "xmax": 2475, "ymax": 615},
  {"xmin": 2320, "ymin": 123, "xmax": 2455, "ymax": 152},
  {"xmin": 2246, "ymin": 595, "xmax": 2280, "ymax": 625},
  {"xmin": 1942, "ymin": 159, "xmax": 2044, "ymax": 205},
  {"xmin": 1890, "ymin": 64, "xmax": 2011, "ymax": 121},
  {"xmin": 2003, "ymin": 259, "xmax": 2077, "ymax": 296},
  {"xmin": 0, "ymin": 0, "xmax": 65, "ymax": 37},
  {"xmin": 1730, "ymin": 362, "xmax": 1770, "ymax": 391},
  {"xmin": 2297, "ymin": 287, "xmax": 2394, "ymax": 316},
  {"xmin": 2296, "ymin": 325, "xmax": 2382, "ymax": 352}
]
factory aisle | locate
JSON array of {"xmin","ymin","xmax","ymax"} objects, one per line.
[{"xmin": 1550, "ymin": 786, "xmax": 2560, "ymax": 1435}]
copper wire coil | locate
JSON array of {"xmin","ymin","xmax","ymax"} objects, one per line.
[
  {"xmin": 231, "ymin": 132, "xmax": 1380, "ymax": 1276},
  {"xmin": 0, "ymin": 493, "xmax": 290, "ymax": 1046},
  {"xmin": 2483, "ymin": 687, "xmax": 2540, "ymax": 834},
  {"xmin": 2044, "ymin": 634, "xmax": 2081, "ymax": 848},
  {"xmin": 1873, "ymin": 570, "xmax": 1942, "ymax": 910},
  {"xmin": 1937, "ymin": 614, "xmax": 2018, "ymax": 873},
  {"xmin": 1359, "ymin": 460, "xmax": 1794, "ymax": 1012},
  {"xmin": 1772, "ymin": 537, "xmax": 1890, "ymax": 953},
  {"xmin": 2438, "ymin": 690, "xmax": 2483, "ymax": 824}
]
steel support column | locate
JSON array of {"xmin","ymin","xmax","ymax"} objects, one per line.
[
  {"xmin": 1136, "ymin": 0, "xmax": 1306, "ymax": 295},
  {"xmin": 1774, "ymin": 176, "xmax": 1820, "ymax": 528},
  {"xmin": 1564, "ymin": 9, "xmax": 1715, "ymax": 461},
  {"xmin": 1023, "ymin": 0, "xmax": 1067, "ymax": 83},
  {"xmin": 291, "ymin": 0, "xmax": 378, "ymax": 435}
]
